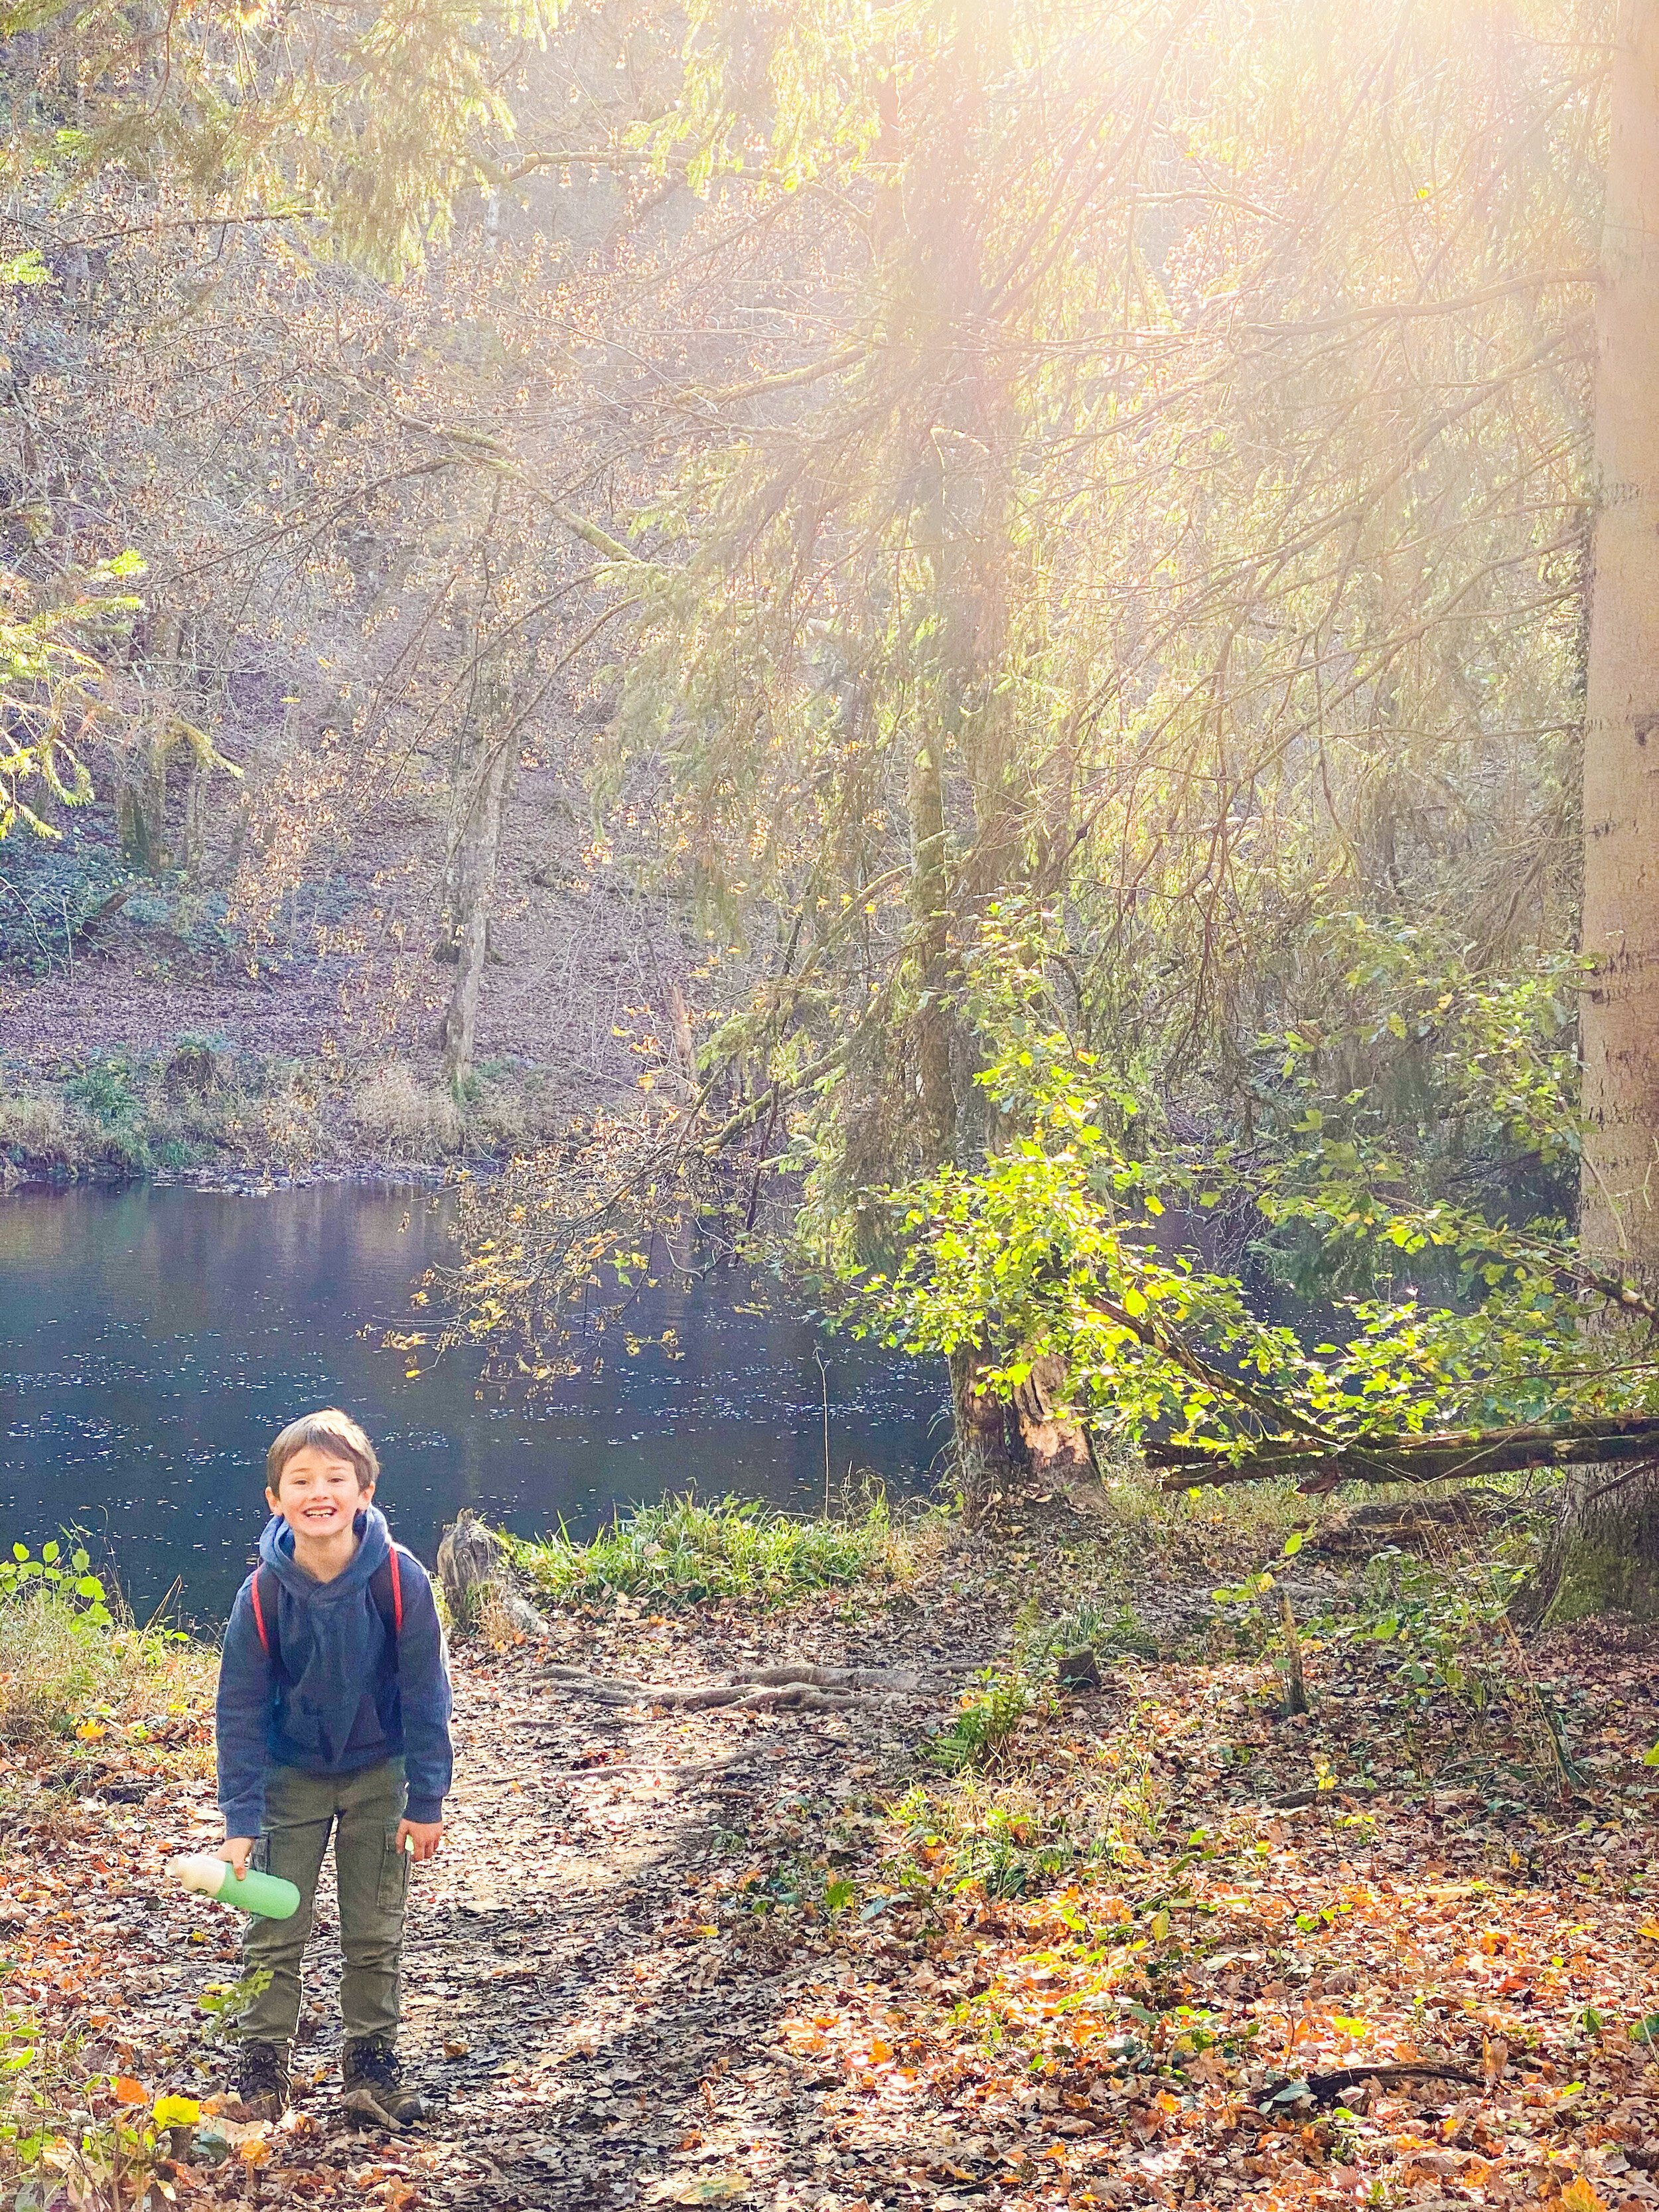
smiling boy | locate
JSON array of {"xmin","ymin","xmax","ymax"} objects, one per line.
[{"xmin": 214, "ymin": 1409, "xmax": 453, "ymax": 2126}]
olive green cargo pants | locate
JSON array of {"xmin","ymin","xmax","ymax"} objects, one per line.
[{"xmin": 239, "ymin": 1757, "xmax": 408, "ymax": 2057}]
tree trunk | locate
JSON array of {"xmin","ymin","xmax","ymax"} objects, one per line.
[
  {"xmin": 117, "ymin": 609, "xmax": 182, "ymax": 871},
  {"xmin": 115, "ymin": 727, "xmax": 168, "ymax": 873},
  {"xmin": 439, "ymin": 733, "xmax": 515, "ymax": 1093},
  {"xmin": 950, "ymin": 1341, "xmax": 1024, "ymax": 1526},
  {"xmin": 1013, "ymin": 1353, "xmax": 1095, "ymax": 1485},
  {"xmin": 904, "ymin": 2, "xmax": 1031, "ymax": 1514},
  {"xmin": 1557, "ymin": 0, "xmax": 1659, "ymax": 1620}
]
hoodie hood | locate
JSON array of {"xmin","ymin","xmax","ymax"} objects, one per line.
[{"xmin": 259, "ymin": 1502, "xmax": 392, "ymax": 1601}]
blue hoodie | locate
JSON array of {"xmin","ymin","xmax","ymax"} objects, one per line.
[{"xmin": 216, "ymin": 1505, "xmax": 453, "ymax": 1838}]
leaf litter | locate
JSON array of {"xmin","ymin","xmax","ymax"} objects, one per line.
[{"xmin": 1, "ymin": 1493, "xmax": 1655, "ymax": 2211}]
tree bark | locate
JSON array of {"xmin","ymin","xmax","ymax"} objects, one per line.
[
  {"xmin": 439, "ymin": 732, "xmax": 515, "ymax": 1093},
  {"xmin": 950, "ymin": 1341, "xmax": 1023, "ymax": 1526},
  {"xmin": 117, "ymin": 613, "xmax": 182, "ymax": 872},
  {"xmin": 904, "ymin": 1, "xmax": 1031, "ymax": 1515},
  {"xmin": 1560, "ymin": 0, "xmax": 1659, "ymax": 1620}
]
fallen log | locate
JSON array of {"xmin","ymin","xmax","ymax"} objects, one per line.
[{"xmin": 1150, "ymin": 1413, "xmax": 1659, "ymax": 1493}]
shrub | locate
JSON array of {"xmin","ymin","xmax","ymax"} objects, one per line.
[
  {"xmin": 63, "ymin": 1056, "xmax": 142, "ymax": 1130},
  {"xmin": 161, "ymin": 1034, "xmax": 230, "ymax": 1102},
  {"xmin": 927, "ymin": 1666, "xmax": 1039, "ymax": 1773},
  {"xmin": 350, "ymin": 1064, "xmax": 465, "ymax": 1155},
  {"xmin": 0, "ymin": 1543, "xmax": 209, "ymax": 1742}
]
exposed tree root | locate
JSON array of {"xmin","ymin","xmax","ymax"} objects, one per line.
[{"xmin": 541, "ymin": 1659, "xmax": 946, "ymax": 1712}]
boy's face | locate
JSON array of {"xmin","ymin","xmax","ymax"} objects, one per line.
[{"xmin": 267, "ymin": 1445, "xmax": 373, "ymax": 1536}]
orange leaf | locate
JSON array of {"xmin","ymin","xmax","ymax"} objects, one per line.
[
  {"xmin": 111, "ymin": 2076, "xmax": 148, "ymax": 2106},
  {"xmin": 1559, "ymin": 2183, "xmax": 1607, "ymax": 2212},
  {"xmin": 869, "ymin": 2039, "xmax": 892, "ymax": 2065}
]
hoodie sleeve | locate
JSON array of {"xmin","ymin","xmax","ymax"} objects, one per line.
[
  {"xmin": 394, "ymin": 1555, "xmax": 453, "ymax": 1823},
  {"xmin": 216, "ymin": 1578, "xmax": 273, "ymax": 1838}
]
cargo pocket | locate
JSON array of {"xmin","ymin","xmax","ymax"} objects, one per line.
[
  {"xmin": 376, "ymin": 1825, "xmax": 410, "ymax": 1914},
  {"xmin": 252, "ymin": 1832, "xmax": 272, "ymax": 1876}
]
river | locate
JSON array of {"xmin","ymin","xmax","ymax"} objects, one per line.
[{"xmin": 0, "ymin": 1183, "xmax": 947, "ymax": 1625}]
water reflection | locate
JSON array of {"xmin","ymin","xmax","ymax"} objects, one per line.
[{"xmin": 0, "ymin": 1184, "xmax": 946, "ymax": 1623}]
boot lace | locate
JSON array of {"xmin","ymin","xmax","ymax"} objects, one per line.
[
  {"xmin": 347, "ymin": 2038, "xmax": 401, "ymax": 2091},
  {"xmin": 237, "ymin": 2044, "xmax": 286, "ymax": 2098}
]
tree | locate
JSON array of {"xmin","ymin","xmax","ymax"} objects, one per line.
[
  {"xmin": 0, "ymin": 0, "xmax": 576, "ymax": 863},
  {"xmin": 1546, "ymin": 0, "xmax": 1659, "ymax": 1620},
  {"xmin": 449, "ymin": 0, "xmax": 1613, "ymax": 1513}
]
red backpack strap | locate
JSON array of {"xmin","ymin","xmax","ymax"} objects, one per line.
[
  {"xmin": 249, "ymin": 1565, "xmax": 277, "ymax": 1666},
  {"xmin": 250, "ymin": 1566, "xmax": 283, "ymax": 1663},
  {"xmin": 368, "ymin": 1548, "xmax": 404, "ymax": 1641}
]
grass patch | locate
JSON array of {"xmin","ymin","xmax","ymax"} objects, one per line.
[
  {"xmin": 0, "ymin": 1595, "xmax": 208, "ymax": 1742},
  {"xmin": 504, "ymin": 1492, "xmax": 905, "ymax": 1609},
  {"xmin": 0, "ymin": 1544, "xmax": 211, "ymax": 1743}
]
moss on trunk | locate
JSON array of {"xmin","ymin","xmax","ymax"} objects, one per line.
[{"xmin": 1538, "ymin": 1463, "xmax": 1659, "ymax": 1626}]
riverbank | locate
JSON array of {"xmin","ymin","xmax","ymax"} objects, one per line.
[
  {"xmin": 0, "ymin": 1043, "xmax": 553, "ymax": 1189},
  {"xmin": 2, "ymin": 1489, "xmax": 1655, "ymax": 2211}
]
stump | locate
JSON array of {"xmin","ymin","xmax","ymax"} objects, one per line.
[{"xmin": 436, "ymin": 1509, "xmax": 547, "ymax": 1639}]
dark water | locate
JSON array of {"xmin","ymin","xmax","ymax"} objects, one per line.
[{"xmin": 0, "ymin": 1184, "xmax": 948, "ymax": 1625}]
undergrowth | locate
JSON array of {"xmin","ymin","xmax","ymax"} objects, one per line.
[
  {"xmin": 900, "ymin": 1488, "xmax": 1566, "ymax": 1922},
  {"xmin": 504, "ymin": 1492, "xmax": 910, "ymax": 1609},
  {"xmin": 0, "ymin": 1543, "xmax": 210, "ymax": 1743}
]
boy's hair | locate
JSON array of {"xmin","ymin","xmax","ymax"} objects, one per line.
[{"xmin": 265, "ymin": 1408, "xmax": 380, "ymax": 1493}]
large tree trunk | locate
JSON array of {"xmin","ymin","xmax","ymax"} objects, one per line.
[
  {"xmin": 1555, "ymin": 0, "xmax": 1659, "ymax": 1620},
  {"xmin": 1013, "ymin": 1353, "xmax": 1095, "ymax": 1486},
  {"xmin": 906, "ymin": 0, "xmax": 1031, "ymax": 1516}
]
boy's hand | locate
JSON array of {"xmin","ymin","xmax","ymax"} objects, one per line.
[
  {"xmin": 396, "ymin": 1818, "xmax": 443, "ymax": 1864},
  {"xmin": 216, "ymin": 1838, "xmax": 254, "ymax": 1880}
]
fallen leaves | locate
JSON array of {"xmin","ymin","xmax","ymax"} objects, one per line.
[{"xmin": 3, "ymin": 1503, "xmax": 1654, "ymax": 2212}]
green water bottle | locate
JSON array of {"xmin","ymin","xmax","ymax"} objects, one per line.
[{"xmin": 171, "ymin": 1852, "xmax": 301, "ymax": 1921}]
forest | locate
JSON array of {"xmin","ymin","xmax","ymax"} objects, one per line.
[{"xmin": 2, "ymin": 1, "xmax": 1659, "ymax": 2208}]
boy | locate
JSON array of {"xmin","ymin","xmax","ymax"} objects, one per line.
[{"xmin": 213, "ymin": 1409, "xmax": 453, "ymax": 2127}]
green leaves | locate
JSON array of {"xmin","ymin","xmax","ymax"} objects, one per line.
[
  {"xmin": 812, "ymin": 898, "xmax": 1657, "ymax": 1468},
  {"xmin": 1, "ymin": 556, "xmax": 143, "ymax": 842},
  {"xmin": 0, "ymin": 1540, "xmax": 113, "ymax": 1633}
]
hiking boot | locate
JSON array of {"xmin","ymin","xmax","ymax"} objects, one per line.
[
  {"xmin": 232, "ymin": 2041, "xmax": 291, "ymax": 2121},
  {"xmin": 341, "ymin": 2037, "xmax": 427, "ymax": 2128}
]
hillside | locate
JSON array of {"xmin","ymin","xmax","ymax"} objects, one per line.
[{"xmin": 0, "ymin": 761, "xmax": 699, "ymax": 1181}]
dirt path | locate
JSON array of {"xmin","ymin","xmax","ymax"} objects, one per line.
[
  {"xmin": 33, "ymin": 1530, "xmax": 1013, "ymax": 2210},
  {"xmin": 400, "ymin": 1577, "xmax": 1000, "ymax": 2211}
]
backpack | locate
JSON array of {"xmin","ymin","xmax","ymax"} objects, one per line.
[{"xmin": 249, "ymin": 1548, "xmax": 404, "ymax": 1680}]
